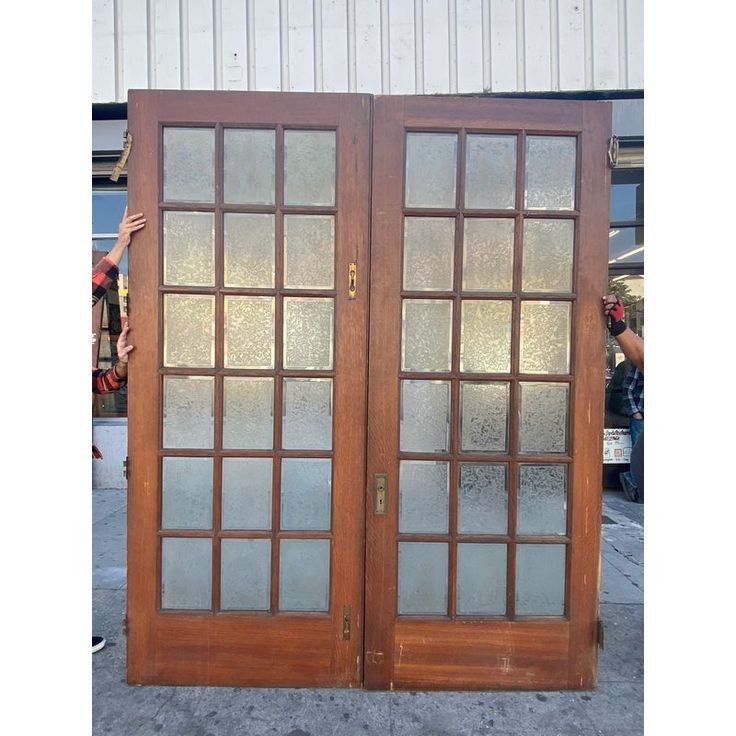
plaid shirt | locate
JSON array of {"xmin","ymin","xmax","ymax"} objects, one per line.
[
  {"xmin": 623, "ymin": 366, "xmax": 644, "ymax": 417},
  {"xmin": 92, "ymin": 256, "xmax": 127, "ymax": 393}
]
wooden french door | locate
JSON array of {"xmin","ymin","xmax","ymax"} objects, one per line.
[
  {"xmin": 126, "ymin": 91, "xmax": 371, "ymax": 686},
  {"xmin": 126, "ymin": 91, "xmax": 610, "ymax": 689},
  {"xmin": 364, "ymin": 97, "xmax": 611, "ymax": 690}
]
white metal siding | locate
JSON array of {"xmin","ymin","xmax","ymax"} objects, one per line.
[{"xmin": 93, "ymin": 0, "xmax": 643, "ymax": 102}]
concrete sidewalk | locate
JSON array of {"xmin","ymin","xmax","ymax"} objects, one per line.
[{"xmin": 93, "ymin": 490, "xmax": 643, "ymax": 736}]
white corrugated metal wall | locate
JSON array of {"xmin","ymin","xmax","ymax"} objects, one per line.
[{"xmin": 92, "ymin": 0, "xmax": 643, "ymax": 103}]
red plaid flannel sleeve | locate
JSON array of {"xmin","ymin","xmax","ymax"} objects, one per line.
[
  {"xmin": 92, "ymin": 256, "xmax": 118, "ymax": 306},
  {"xmin": 92, "ymin": 366, "xmax": 127, "ymax": 394}
]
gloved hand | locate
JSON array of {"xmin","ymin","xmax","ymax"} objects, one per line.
[{"xmin": 603, "ymin": 294, "xmax": 626, "ymax": 336}]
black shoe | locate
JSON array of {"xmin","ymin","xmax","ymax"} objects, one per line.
[
  {"xmin": 619, "ymin": 473, "xmax": 639, "ymax": 503},
  {"xmin": 92, "ymin": 636, "xmax": 106, "ymax": 653}
]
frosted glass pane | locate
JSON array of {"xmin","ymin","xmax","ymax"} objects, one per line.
[
  {"xmin": 284, "ymin": 130, "xmax": 336, "ymax": 206},
  {"xmin": 519, "ymin": 302, "xmax": 571, "ymax": 374},
  {"xmin": 161, "ymin": 457, "xmax": 213, "ymax": 529},
  {"xmin": 457, "ymin": 544, "xmax": 507, "ymax": 615},
  {"xmin": 460, "ymin": 300, "xmax": 512, "ymax": 373},
  {"xmin": 399, "ymin": 460, "xmax": 449, "ymax": 533},
  {"xmin": 221, "ymin": 457, "xmax": 272, "ymax": 530},
  {"xmin": 279, "ymin": 539, "xmax": 330, "ymax": 611},
  {"xmin": 163, "ymin": 376, "xmax": 214, "ymax": 449},
  {"xmin": 462, "ymin": 218, "xmax": 515, "ymax": 292},
  {"xmin": 460, "ymin": 382, "xmax": 509, "ymax": 453},
  {"xmin": 405, "ymin": 133, "xmax": 457, "ymax": 208},
  {"xmin": 163, "ymin": 294, "xmax": 215, "ymax": 368},
  {"xmin": 223, "ymin": 377, "xmax": 274, "ymax": 449},
  {"xmin": 224, "ymin": 296, "xmax": 275, "ymax": 369},
  {"xmin": 518, "ymin": 464, "xmax": 568, "ymax": 535},
  {"xmin": 163, "ymin": 127, "xmax": 215, "ymax": 203},
  {"xmin": 281, "ymin": 458, "xmax": 332, "ymax": 531},
  {"xmin": 224, "ymin": 213, "xmax": 275, "ymax": 288},
  {"xmin": 402, "ymin": 217, "xmax": 455, "ymax": 291},
  {"xmin": 284, "ymin": 215, "xmax": 335, "ymax": 289},
  {"xmin": 525, "ymin": 136, "xmax": 576, "ymax": 211},
  {"xmin": 401, "ymin": 300, "xmax": 453, "ymax": 372},
  {"xmin": 283, "ymin": 298, "xmax": 334, "ymax": 370},
  {"xmin": 458, "ymin": 463, "xmax": 508, "ymax": 534},
  {"xmin": 224, "ymin": 128, "xmax": 275, "ymax": 205},
  {"xmin": 398, "ymin": 542, "xmax": 448, "ymax": 615},
  {"xmin": 220, "ymin": 539, "xmax": 271, "ymax": 610},
  {"xmin": 282, "ymin": 379, "xmax": 332, "ymax": 450},
  {"xmin": 465, "ymin": 135, "xmax": 517, "ymax": 210},
  {"xmin": 522, "ymin": 219, "xmax": 574, "ymax": 293},
  {"xmin": 400, "ymin": 380, "xmax": 450, "ymax": 453},
  {"xmin": 163, "ymin": 211, "xmax": 215, "ymax": 286},
  {"xmin": 519, "ymin": 383, "xmax": 569, "ymax": 454},
  {"xmin": 516, "ymin": 544, "xmax": 566, "ymax": 615},
  {"xmin": 161, "ymin": 537, "xmax": 211, "ymax": 609}
]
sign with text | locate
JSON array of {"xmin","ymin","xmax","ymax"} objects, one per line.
[{"xmin": 603, "ymin": 428, "xmax": 632, "ymax": 464}]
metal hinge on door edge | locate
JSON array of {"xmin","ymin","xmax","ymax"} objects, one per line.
[
  {"xmin": 123, "ymin": 615, "xmax": 129, "ymax": 636},
  {"xmin": 597, "ymin": 619, "xmax": 605, "ymax": 650},
  {"xmin": 110, "ymin": 130, "xmax": 133, "ymax": 182},
  {"xmin": 123, "ymin": 457, "xmax": 129, "ymax": 480},
  {"xmin": 607, "ymin": 136, "xmax": 619, "ymax": 168},
  {"xmin": 343, "ymin": 605, "xmax": 351, "ymax": 640}
]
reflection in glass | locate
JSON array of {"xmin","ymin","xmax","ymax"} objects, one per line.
[
  {"xmin": 279, "ymin": 539, "xmax": 330, "ymax": 611},
  {"xmin": 284, "ymin": 130, "xmax": 336, "ymax": 206},
  {"xmin": 522, "ymin": 219, "xmax": 574, "ymax": 293},
  {"xmin": 283, "ymin": 298, "xmax": 334, "ymax": 370},
  {"xmin": 224, "ymin": 213, "xmax": 275, "ymax": 288},
  {"xmin": 405, "ymin": 133, "xmax": 458, "ymax": 208},
  {"xmin": 524, "ymin": 136, "xmax": 576, "ymax": 211},
  {"xmin": 519, "ymin": 301, "xmax": 571, "ymax": 374},
  {"xmin": 608, "ymin": 226, "xmax": 644, "ymax": 265},
  {"xmin": 224, "ymin": 128, "xmax": 275, "ymax": 205},
  {"xmin": 163, "ymin": 376, "xmax": 214, "ymax": 448},
  {"xmin": 161, "ymin": 537, "xmax": 212, "ymax": 609},
  {"xmin": 284, "ymin": 215, "xmax": 335, "ymax": 289},
  {"xmin": 460, "ymin": 300, "xmax": 512, "ymax": 373},
  {"xmin": 222, "ymin": 458, "xmax": 272, "ymax": 530},
  {"xmin": 515, "ymin": 544, "xmax": 566, "ymax": 615},
  {"xmin": 163, "ymin": 294, "xmax": 215, "ymax": 368},
  {"xmin": 399, "ymin": 460, "xmax": 449, "ymax": 533},
  {"xmin": 519, "ymin": 382, "xmax": 569, "ymax": 454},
  {"xmin": 222, "ymin": 377, "xmax": 274, "ymax": 449},
  {"xmin": 402, "ymin": 217, "xmax": 455, "ymax": 291},
  {"xmin": 163, "ymin": 127, "xmax": 215, "ymax": 203},
  {"xmin": 460, "ymin": 382, "xmax": 509, "ymax": 453},
  {"xmin": 220, "ymin": 539, "xmax": 271, "ymax": 610},
  {"xmin": 281, "ymin": 458, "xmax": 332, "ymax": 531},
  {"xmin": 462, "ymin": 218, "xmax": 515, "ymax": 292},
  {"xmin": 457, "ymin": 543, "xmax": 507, "ymax": 615},
  {"xmin": 401, "ymin": 299, "xmax": 453, "ymax": 372},
  {"xmin": 163, "ymin": 211, "xmax": 215, "ymax": 286},
  {"xmin": 282, "ymin": 378, "xmax": 333, "ymax": 450},
  {"xmin": 465, "ymin": 135, "xmax": 517, "ymax": 210},
  {"xmin": 224, "ymin": 296, "xmax": 275, "ymax": 369},
  {"xmin": 517, "ymin": 464, "xmax": 567, "ymax": 535},
  {"xmin": 398, "ymin": 542, "xmax": 448, "ymax": 615},
  {"xmin": 458, "ymin": 463, "xmax": 507, "ymax": 534},
  {"xmin": 400, "ymin": 380, "xmax": 450, "ymax": 453},
  {"xmin": 161, "ymin": 457, "xmax": 213, "ymax": 529}
]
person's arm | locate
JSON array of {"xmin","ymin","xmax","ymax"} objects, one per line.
[
  {"xmin": 603, "ymin": 294, "xmax": 644, "ymax": 372},
  {"xmin": 91, "ymin": 322, "xmax": 133, "ymax": 393}
]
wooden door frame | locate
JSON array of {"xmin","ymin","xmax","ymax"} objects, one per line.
[
  {"xmin": 364, "ymin": 95, "xmax": 611, "ymax": 690},
  {"xmin": 126, "ymin": 90, "xmax": 372, "ymax": 687}
]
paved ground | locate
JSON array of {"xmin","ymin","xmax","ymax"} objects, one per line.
[{"xmin": 93, "ymin": 490, "xmax": 643, "ymax": 736}]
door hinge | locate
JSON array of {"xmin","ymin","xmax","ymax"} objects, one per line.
[
  {"xmin": 348, "ymin": 262, "xmax": 357, "ymax": 298},
  {"xmin": 607, "ymin": 136, "xmax": 619, "ymax": 168},
  {"xmin": 110, "ymin": 130, "xmax": 133, "ymax": 182},
  {"xmin": 342, "ymin": 605, "xmax": 351, "ymax": 640},
  {"xmin": 123, "ymin": 615, "xmax": 129, "ymax": 637},
  {"xmin": 597, "ymin": 619, "xmax": 605, "ymax": 650},
  {"xmin": 123, "ymin": 457, "xmax": 129, "ymax": 480}
]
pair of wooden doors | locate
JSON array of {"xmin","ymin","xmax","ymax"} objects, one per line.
[{"xmin": 126, "ymin": 90, "xmax": 610, "ymax": 690}]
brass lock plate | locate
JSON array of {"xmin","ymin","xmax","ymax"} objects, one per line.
[{"xmin": 374, "ymin": 473, "xmax": 387, "ymax": 514}]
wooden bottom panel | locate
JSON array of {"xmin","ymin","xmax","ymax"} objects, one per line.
[{"xmin": 387, "ymin": 620, "xmax": 572, "ymax": 691}]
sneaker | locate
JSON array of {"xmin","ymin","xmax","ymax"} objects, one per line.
[
  {"xmin": 92, "ymin": 636, "xmax": 106, "ymax": 653},
  {"xmin": 619, "ymin": 472, "xmax": 639, "ymax": 503}
]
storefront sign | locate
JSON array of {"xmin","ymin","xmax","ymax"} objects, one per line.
[{"xmin": 603, "ymin": 428, "xmax": 632, "ymax": 464}]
